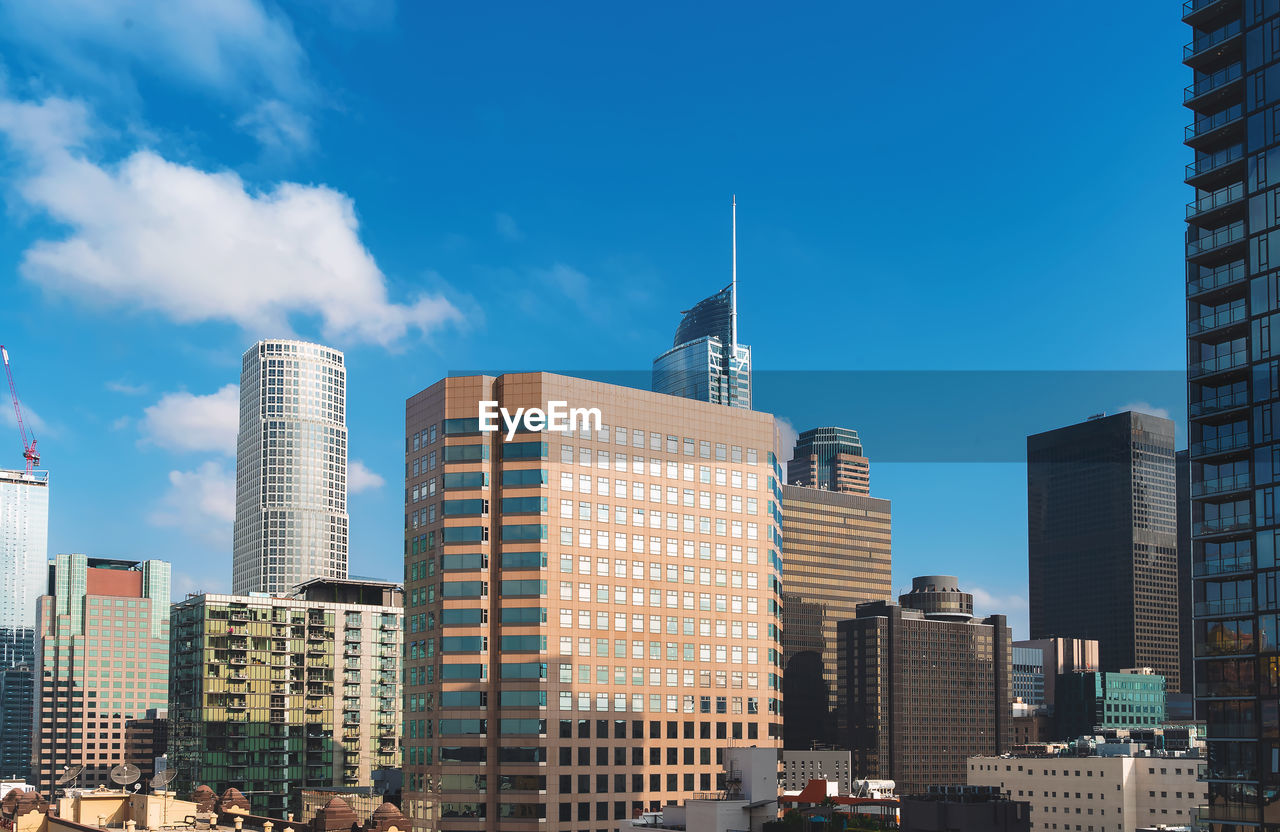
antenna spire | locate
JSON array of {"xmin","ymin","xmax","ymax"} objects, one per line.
[{"xmin": 731, "ymin": 195, "xmax": 737, "ymax": 351}]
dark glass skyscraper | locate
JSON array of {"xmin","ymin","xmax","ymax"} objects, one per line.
[
  {"xmin": 1027, "ymin": 412, "xmax": 1180, "ymax": 687},
  {"xmin": 1184, "ymin": 2, "xmax": 1273, "ymax": 826}
]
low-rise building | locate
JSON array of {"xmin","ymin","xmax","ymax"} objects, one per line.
[
  {"xmin": 899, "ymin": 786, "xmax": 1030, "ymax": 832},
  {"xmin": 968, "ymin": 752, "xmax": 1206, "ymax": 832},
  {"xmin": 781, "ymin": 750, "xmax": 853, "ymax": 794},
  {"xmin": 1056, "ymin": 668, "xmax": 1167, "ymax": 739},
  {"xmin": 633, "ymin": 747, "xmax": 779, "ymax": 832}
]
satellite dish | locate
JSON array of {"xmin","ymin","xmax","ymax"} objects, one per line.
[
  {"xmin": 110, "ymin": 764, "xmax": 141, "ymax": 788},
  {"xmin": 56, "ymin": 765, "xmax": 85, "ymax": 786},
  {"xmin": 150, "ymin": 769, "xmax": 178, "ymax": 791}
]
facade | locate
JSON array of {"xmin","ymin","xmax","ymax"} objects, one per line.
[
  {"xmin": 968, "ymin": 753, "xmax": 1206, "ymax": 832},
  {"xmin": 779, "ymin": 484, "xmax": 891, "ymax": 749},
  {"xmin": 1055, "ymin": 669, "xmax": 1167, "ymax": 740},
  {"xmin": 1176, "ymin": 449, "xmax": 1193, "ymax": 700},
  {"xmin": 636, "ymin": 748, "xmax": 781, "ymax": 832},
  {"xmin": 31, "ymin": 555, "xmax": 170, "ymax": 795},
  {"xmin": 651, "ymin": 282, "xmax": 751, "ymax": 409},
  {"xmin": 786, "ymin": 426, "xmax": 871, "ymax": 495},
  {"xmin": 123, "ymin": 708, "xmax": 167, "ymax": 781},
  {"xmin": 780, "ymin": 750, "xmax": 853, "ymax": 794},
  {"xmin": 1012, "ymin": 637, "xmax": 1100, "ymax": 715},
  {"xmin": 0, "ymin": 660, "xmax": 34, "ymax": 778},
  {"xmin": 899, "ymin": 787, "xmax": 1030, "ymax": 832},
  {"xmin": 167, "ymin": 580, "xmax": 403, "ymax": 816},
  {"xmin": 0, "ymin": 469, "xmax": 48, "ymax": 631},
  {"xmin": 1182, "ymin": 6, "xmax": 1280, "ymax": 828},
  {"xmin": 232, "ymin": 339, "xmax": 349, "ymax": 596},
  {"xmin": 1027, "ymin": 412, "xmax": 1180, "ymax": 687},
  {"xmin": 837, "ymin": 575, "xmax": 1012, "ymax": 795},
  {"xmin": 402, "ymin": 372, "xmax": 783, "ymax": 831}
]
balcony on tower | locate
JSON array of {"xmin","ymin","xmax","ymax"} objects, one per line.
[{"xmin": 1184, "ymin": 19, "xmax": 1243, "ymax": 71}]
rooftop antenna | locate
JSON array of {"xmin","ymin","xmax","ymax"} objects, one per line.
[{"xmin": 730, "ymin": 195, "xmax": 737, "ymax": 353}]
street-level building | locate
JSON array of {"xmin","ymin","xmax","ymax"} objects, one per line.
[
  {"xmin": 968, "ymin": 752, "xmax": 1206, "ymax": 832},
  {"xmin": 403, "ymin": 372, "xmax": 783, "ymax": 831}
]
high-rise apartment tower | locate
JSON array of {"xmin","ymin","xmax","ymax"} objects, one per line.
[
  {"xmin": 232, "ymin": 339, "xmax": 348, "ymax": 595},
  {"xmin": 1183, "ymin": 1, "xmax": 1277, "ymax": 824}
]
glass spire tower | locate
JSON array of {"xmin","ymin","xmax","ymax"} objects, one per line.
[{"xmin": 652, "ymin": 198, "xmax": 752, "ymax": 408}]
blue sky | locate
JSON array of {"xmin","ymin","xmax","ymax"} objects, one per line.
[{"xmin": 0, "ymin": 1, "xmax": 1188, "ymax": 638}]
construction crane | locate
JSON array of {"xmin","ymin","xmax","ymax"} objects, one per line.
[{"xmin": 1, "ymin": 344, "xmax": 39, "ymax": 473}]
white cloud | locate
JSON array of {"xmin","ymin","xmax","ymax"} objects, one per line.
[
  {"xmin": 495, "ymin": 212, "xmax": 524, "ymax": 242},
  {"xmin": 141, "ymin": 384, "xmax": 239, "ymax": 455},
  {"xmin": 0, "ymin": 399, "xmax": 53, "ymax": 439},
  {"xmin": 966, "ymin": 583, "xmax": 1030, "ymax": 641},
  {"xmin": 0, "ymin": 0, "xmax": 314, "ymax": 148},
  {"xmin": 0, "ymin": 93, "xmax": 463, "ymax": 347},
  {"xmin": 775, "ymin": 416, "xmax": 799, "ymax": 464},
  {"xmin": 235, "ymin": 99, "xmax": 313, "ymax": 153},
  {"xmin": 348, "ymin": 459, "xmax": 385, "ymax": 494},
  {"xmin": 105, "ymin": 380, "xmax": 147, "ymax": 395},
  {"xmin": 148, "ymin": 460, "xmax": 235, "ymax": 544},
  {"xmin": 1117, "ymin": 401, "xmax": 1172, "ymax": 421}
]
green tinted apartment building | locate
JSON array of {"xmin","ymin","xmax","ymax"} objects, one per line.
[{"xmin": 168, "ymin": 579, "xmax": 402, "ymax": 815}]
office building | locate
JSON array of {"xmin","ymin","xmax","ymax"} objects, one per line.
[
  {"xmin": 0, "ymin": 659, "xmax": 33, "ymax": 778},
  {"xmin": 1027, "ymin": 412, "xmax": 1180, "ymax": 687},
  {"xmin": 779, "ymin": 484, "xmax": 891, "ymax": 749},
  {"xmin": 1011, "ymin": 637, "xmax": 1099, "ymax": 715},
  {"xmin": 652, "ymin": 202, "xmax": 750, "ymax": 409},
  {"xmin": 31, "ymin": 555, "xmax": 170, "ymax": 795},
  {"xmin": 786, "ymin": 426, "xmax": 871, "ymax": 495},
  {"xmin": 630, "ymin": 748, "xmax": 781, "ymax": 832},
  {"xmin": 167, "ymin": 579, "xmax": 402, "ymax": 816},
  {"xmin": 1184, "ymin": 4, "xmax": 1278, "ymax": 825},
  {"xmin": 232, "ymin": 339, "xmax": 349, "ymax": 596},
  {"xmin": 969, "ymin": 752, "xmax": 1206, "ymax": 832},
  {"xmin": 899, "ymin": 787, "xmax": 1030, "ymax": 832},
  {"xmin": 837, "ymin": 575, "xmax": 1012, "ymax": 795},
  {"xmin": 403, "ymin": 372, "xmax": 783, "ymax": 830},
  {"xmin": 123, "ymin": 708, "xmax": 167, "ymax": 782},
  {"xmin": 1055, "ymin": 668, "xmax": 1167, "ymax": 739}
]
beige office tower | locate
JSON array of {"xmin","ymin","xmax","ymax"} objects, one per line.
[
  {"xmin": 402, "ymin": 373, "xmax": 783, "ymax": 831},
  {"xmin": 779, "ymin": 484, "xmax": 891, "ymax": 750}
]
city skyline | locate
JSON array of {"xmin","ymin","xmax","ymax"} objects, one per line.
[{"xmin": 0, "ymin": 4, "xmax": 1189, "ymax": 639}]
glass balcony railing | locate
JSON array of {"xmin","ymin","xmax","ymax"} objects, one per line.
[
  {"xmin": 1187, "ymin": 181, "xmax": 1245, "ymax": 219},
  {"xmin": 1189, "ymin": 350, "xmax": 1248, "ymax": 378},
  {"xmin": 1189, "ymin": 389, "xmax": 1248, "ymax": 415},
  {"xmin": 1195, "ymin": 596, "xmax": 1254, "ymax": 616},
  {"xmin": 1192, "ymin": 473, "xmax": 1251, "ymax": 496},
  {"xmin": 1185, "ymin": 19, "xmax": 1243, "ymax": 61},
  {"xmin": 1193, "ymin": 514, "xmax": 1251, "ymax": 535},
  {"xmin": 1187, "ymin": 260, "xmax": 1246, "ymax": 295},
  {"xmin": 1187, "ymin": 103, "xmax": 1244, "ymax": 142},
  {"xmin": 1183, "ymin": 0, "xmax": 1233, "ymax": 18},
  {"xmin": 1192, "ymin": 432, "xmax": 1250, "ymax": 455},
  {"xmin": 1189, "ymin": 304, "xmax": 1247, "ymax": 334},
  {"xmin": 1185, "ymin": 63, "xmax": 1242, "ymax": 102},
  {"xmin": 1187, "ymin": 144, "xmax": 1245, "ymax": 181},
  {"xmin": 1188, "ymin": 221, "xmax": 1246, "ymax": 256},
  {"xmin": 1194, "ymin": 553, "xmax": 1254, "ymax": 576}
]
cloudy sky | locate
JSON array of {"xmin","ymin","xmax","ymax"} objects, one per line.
[{"xmin": 0, "ymin": 1, "xmax": 1187, "ymax": 637}]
